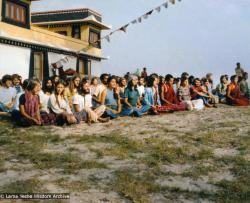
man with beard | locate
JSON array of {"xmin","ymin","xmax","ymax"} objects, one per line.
[{"xmin": 72, "ymin": 79, "xmax": 109, "ymax": 123}]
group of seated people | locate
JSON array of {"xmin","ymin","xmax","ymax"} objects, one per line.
[{"xmin": 0, "ymin": 69, "xmax": 249, "ymax": 127}]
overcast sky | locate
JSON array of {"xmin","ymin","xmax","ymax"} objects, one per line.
[{"xmin": 32, "ymin": 0, "xmax": 250, "ymax": 82}]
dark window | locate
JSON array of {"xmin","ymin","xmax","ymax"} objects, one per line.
[
  {"xmin": 72, "ymin": 25, "xmax": 81, "ymax": 39},
  {"xmin": 4, "ymin": 1, "xmax": 27, "ymax": 24},
  {"xmin": 33, "ymin": 52, "xmax": 44, "ymax": 81},
  {"xmin": 2, "ymin": 0, "xmax": 30, "ymax": 28},
  {"xmin": 56, "ymin": 31, "xmax": 68, "ymax": 36},
  {"xmin": 89, "ymin": 29, "xmax": 101, "ymax": 48},
  {"xmin": 79, "ymin": 59, "xmax": 91, "ymax": 77}
]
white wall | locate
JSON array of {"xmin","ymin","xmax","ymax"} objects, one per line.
[
  {"xmin": 48, "ymin": 52, "xmax": 77, "ymax": 76},
  {"xmin": 91, "ymin": 60, "xmax": 102, "ymax": 77},
  {"xmin": 0, "ymin": 44, "xmax": 31, "ymax": 79}
]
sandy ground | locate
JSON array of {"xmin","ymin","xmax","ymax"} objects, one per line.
[{"xmin": 0, "ymin": 105, "xmax": 249, "ymax": 203}]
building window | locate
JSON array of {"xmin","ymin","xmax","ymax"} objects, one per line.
[
  {"xmin": 89, "ymin": 30, "xmax": 101, "ymax": 48},
  {"xmin": 3, "ymin": 0, "xmax": 29, "ymax": 28},
  {"xmin": 33, "ymin": 52, "xmax": 44, "ymax": 81},
  {"xmin": 72, "ymin": 25, "xmax": 81, "ymax": 39},
  {"xmin": 56, "ymin": 31, "xmax": 68, "ymax": 36},
  {"xmin": 4, "ymin": 1, "xmax": 27, "ymax": 24},
  {"xmin": 79, "ymin": 59, "xmax": 91, "ymax": 77}
]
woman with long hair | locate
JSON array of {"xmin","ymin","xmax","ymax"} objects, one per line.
[
  {"xmin": 120, "ymin": 75, "xmax": 150, "ymax": 117},
  {"xmin": 90, "ymin": 77, "xmax": 99, "ymax": 96},
  {"xmin": 118, "ymin": 77, "xmax": 127, "ymax": 103},
  {"xmin": 177, "ymin": 77, "xmax": 204, "ymax": 110},
  {"xmin": 49, "ymin": 80, "xmax": 78, "ymax": 126},
  {"xmin": 103, "ymin": 76, "xmax": 122, "ymax": 119},
  {"xmin": 64, "ymin": 75, "xmax": 81, "ymax": 108},
  {"xmin": 143, "ymin": 75, "xmax": 161, "ymax": 114}
]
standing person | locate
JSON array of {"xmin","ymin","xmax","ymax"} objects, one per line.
[
  {"xmin": 226, "ymin": 75, "xmax": 249, "ymax": 106},
  {"xmin": 92, "ymin": 73, "xmax": 109, "ymax": 107},
  {"xmin": 239, "ymin": 72, "xmax": 250, "ymax": 99},
  {"xmin": 191, "ymin": 78, "xmax": 215, "ymax": 107},
  {"xmin": 12, "ymin": 74, "xmax": 22, "ymax": 94},
  {"xmin": 215, "ymin": 75, "xmax": 229, "ymax": 103},
  {"xmin": 160, "ymin": 74, "xmax": 187, "ymax": 111},
  {"xmin": 141, "ymin": 67, "xmax": 148, "ymax": 79},
  {"xmin": 178, "ymin": 77, "xmax": 204, "ymax": 110},
  {"xmin": 235, "ymin": 62, "xmax": 245, "ymax": 78},
  {"xmin": 103, "ymin": 76, "xmax": 122, "ymax": 119},
  {"xmin": 121, "ymin": 75, "xmax": 150, "ymax": 117},
  {"xmin": 73, "ymin": 80, "xmax": 108, "ymax": 123},
  {"xmin": 0, "ymin": 75, "xmax": 16, "ymax": 114},
  {"xmin": 49, "ymin": 80, "xmax": 77, "ymax": 126},
  {"xmin": 18, "ymin": 80, "xmax": 42, "ymax": 127}
]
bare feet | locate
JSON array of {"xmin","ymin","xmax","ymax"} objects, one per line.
[{"xmin": 98, "ymin": 117, "xmax": 110, "ymax": 123}]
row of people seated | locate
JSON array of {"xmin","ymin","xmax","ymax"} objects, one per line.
[{"xmin": 0, "ymin": 71, "xmax": 249, "ymax": 127}]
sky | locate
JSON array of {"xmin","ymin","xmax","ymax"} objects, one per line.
[{"xmin": 32, "ymin": 0, "xmax": 250, "ymax": 83}]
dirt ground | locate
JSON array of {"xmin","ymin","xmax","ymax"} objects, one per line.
[{"xmin": 0, "ymin": 105, "xmax": 249, "ymax": 203}]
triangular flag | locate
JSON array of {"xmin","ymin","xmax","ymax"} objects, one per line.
[
  {"xmin": 143, "ymin": 14, "xmax": 148, "ymax": 19},
  {"xmin": 146, "ymin": 10, "xmax": 154, "ymax": 15},
  {"xmin": 155, "ymin": 6, "xmax": 161, "ymax": 13},
  {"xmin": 169, "ymin": 0, "xmax": 175, "ymax": 4},
  {"xmin": 119, "ymin": 24, "xmax": 129, "ymax": 33},
  {"xmin": 131, "ymin": 19, "xmax": 137, "ymax": 24},
  {"xmin": 163, "ymin": 2, "xmax": 168, "ymax": 8},
  {"xmin": 104, "ymin": 35, "xmax": 110, "ymax": 43}
]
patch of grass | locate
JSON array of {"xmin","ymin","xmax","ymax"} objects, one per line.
[
  {"xmin": 0, "ymin": 159, "xmax": 5, "ymax": 173},
  {"xmin": 237, "ymin": 135, "xmax": 250, "ymax": 153},
  {"xmin": 87, "ymin": 134, "xmax": 142, "ymax": 160},
  {"xmin": 182, "ymin": 165, "xmax": 216, "ymax": 180},
  {"xmin": 111, "ymin": 171, "xmax": 161, "ymax": 203},
  {"xmin": 0, "ymin": 179, "xmax": 43, "ymax": 193},
  {"xmin": 0, "ymin": 136, "xmax": 13, "ymax": 146},
  {"xmin": 56, "ymin": 178, "xmax": 89, "ymax": 192},
  {"xmin": 213, "ymin": 156, "xmax": 250, "ymax": 202},
  {"xmin": 191, "ymin": 148, "xmax": 214, "ymax": 161},
  {"xmin": 30, "ymin": 152, "xmax": 107, "ymax": 173},
  {"xmin": 144, "ymin": 145, "xmax": 190, "ymax": 167}
]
